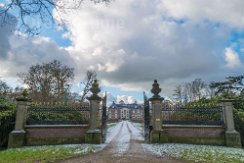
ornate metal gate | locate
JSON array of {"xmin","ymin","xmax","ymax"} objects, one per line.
[
  {"xmin": 101, "ymin": 92, "xmax": 107, "ymax": 143},
  {"xmin": 143, "ymin": 92, "xmax": 150, "ymax": 142}
]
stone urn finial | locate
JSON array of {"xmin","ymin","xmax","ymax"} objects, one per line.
[
  {"xmin": 16, "ymin": 89, "xmax": 29, "ymax": 101},
  {"xmin": 22, "ymin": 89, "xmax": 28, "ymax": 97},
  {"xmin": 151, "ymin": 80, "xmax": 161, "ymax": 98},
  {"xmin": 90, "ymin": 79, "xmax": 101, "ymax": 97}
]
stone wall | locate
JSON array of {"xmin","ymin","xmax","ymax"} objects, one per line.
[
  {"xmin": 25, "ymin": 125, "xmax": 89, "ymax": 146},
  {"xmin": 163, "ymin": 125, "xmax": 225, "ymax": 145}
]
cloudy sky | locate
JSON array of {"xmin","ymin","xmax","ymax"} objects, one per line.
[{"xmin": 0, "ymin": 0, "xmax": 244, "ymax": 103}]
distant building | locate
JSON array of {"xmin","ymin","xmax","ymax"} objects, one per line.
[{"xmin": 108, "ymin": 100, "xmax": 144, "ymax": 122}]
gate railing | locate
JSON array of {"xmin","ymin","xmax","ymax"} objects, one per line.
[
  {"xmin": 162, "ymin": 106, "xmax": 224, "ymax": 126},
  {"xmin": 27, "ymin": 103, "xmax": 90, "ymax": 125},
  {"xmin": 143, "ymin": 92, "xmax": 150, "ymax": 140},
  {"xmin": 101, "ymin": 93, "xmax": 107, "ymax": 143}
]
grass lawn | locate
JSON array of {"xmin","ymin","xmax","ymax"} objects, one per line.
[
  {"xmin": 0, "ymin": 123, "xmax": 117, "ymax": 163},
  {"xmin": 143, "ymin": 143, "xmax": 244, "ymax": 163},
  {"xmin": 0, "ymin": 144, "xmax": 104, "ymax": 163}
]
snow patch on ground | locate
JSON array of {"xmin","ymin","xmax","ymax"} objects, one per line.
[
  {"xmin": 17, "ymin": 144, "xmax": 104, "ymax": 155},
  {"xmin": 105, "ymin": 121, "xmax": 144, "ymax": 156},
  {"xmin": 127, "ymin": 122, "xmax": 144, "ymax": 141},
  {"xmin": 114, "ymin": 121, "xmax": 131, "ymax": 156},
  {"xmin": 142, "ymin": 143, "xmax": 244, "ymax": 162},
  {"xmin": 105, "ymin": 121, "xmax": 123, "ymax": 144}
]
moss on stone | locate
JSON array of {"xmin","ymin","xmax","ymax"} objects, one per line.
[
  {"xmin": 150, "ymin": 130, "xmax": 169, "ymax": 143},
  {"xmin": 85, "ymin": 133, "xmax": 102, "ymax": 144},
  {"xmin": 8, "ymin": 131, "xmax": 26, "ymax": 148},
  {"xmin": 225, "ymin": 132, "xmax": 241, "ymax": 147}
]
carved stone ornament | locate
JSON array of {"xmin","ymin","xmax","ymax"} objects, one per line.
[
  {"xmin": 151, "ymin": 80, "xmax": 161, "ymax": 98},
  {"xmin": 16, "ymin": 89, "xmax": 29, "ymax": 101},
  {"xmin": 91, "ymin": 79, "xmax": 101, "ymax": 96}
]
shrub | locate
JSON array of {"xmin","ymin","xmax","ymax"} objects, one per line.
[
  {"xmin": 233, "ymin": 100, "xmax": 244, "ymax": 146},
  {"xmin": 0, "ymin": 97, "xmax": 16, "ymax": 121},
  {"xmin": 233, "ymin": 110, "xmax": 244, "ymax": 146}
]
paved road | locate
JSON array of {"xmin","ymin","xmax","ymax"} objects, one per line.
[{"xmin": 61, "ymin": 121, "xmax": 186, "ymax": 163}]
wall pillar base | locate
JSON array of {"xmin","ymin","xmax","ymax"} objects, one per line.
[
  {"xmin": 225, "ymin": 130, "xmax": 241, "ymax": 147},
  {"xmin": 8, "ymin": 130, "xmax": 26, "ymax": 148},
  {"xmin": 150, "ymin": 130, "xmax": 168, "ymax": 143},
  {"xmin": 85, "ymin": 129, "xmax": 102, "ymax": 144}
]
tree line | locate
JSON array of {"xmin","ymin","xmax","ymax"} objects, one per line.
[
  {"xmin": 173, "ymin": 76, "xmax": 244, "ymax": 103},
  {"xmin": 0, "ymin": 60, "xmax": 96, "ymax": 103},
  {"xmin": 173, "ymin": 75, "xmax": 244, "ymax": 146}
]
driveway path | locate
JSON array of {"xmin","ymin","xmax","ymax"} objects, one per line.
[{"xmin": 60, "ymin": 121, "xmax": 186, "ymax": 163}]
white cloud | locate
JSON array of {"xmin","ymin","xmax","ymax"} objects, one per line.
[
  {"xmin": 1, "ymin": 0, "xmax": 244, "ymax": 96},
  {"xmin": 0, "ymin": 32, "xmax": 75, "ymax": 78},
  {"xmin": 162, "ymin": 0, "xmax": 244, "ymax": 28},
  {"xmin": 225, "ymin": 48, "xmax": 241, "ymax": 68},
  {"xmin": 0, "ymin": 9, "xmax": 16, "ymax": 59},
  {"xmin": 56, "ymin": 0, "xmax": 237, "ymax": 93},
  {"xmin": 116, "ymin": 95, "xmax": 136, "ymax": 104}
]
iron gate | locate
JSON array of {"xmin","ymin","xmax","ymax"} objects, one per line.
[
  {"xmin": 101, "ymin": 93, "xmax": 107, "ymax": 143},
  {"xmin": 143, "ymin": 92, "xmax": 150, "ymax": 141}
]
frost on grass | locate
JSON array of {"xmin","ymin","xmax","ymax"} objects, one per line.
[
  {"xmin": 0, "ymin": 144, "xmax": 105, "ymax": 163},
  {"xmin": 142, "ymin": 143, "xmax": 244, "ymax": 163},
  {"xmin": 11, "ymin": 144, "xmax": 104, "ymax": 155},
  {"xmin": 67, "ymin": 144, "xmax": 105, "ymax": 154}
]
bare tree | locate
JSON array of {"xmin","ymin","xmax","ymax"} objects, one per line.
[
  {"xmin": 0, "ymin": 79, "xmax": 12, "ymax": 97},
  {"xmin": 184, "ymin": 82, "xmax": 193, "ymax": 102},
  {"xmin": 51, "ymin": 60, "xmax": 74, "ymax": 100},
  {"xmin": 173, "ymin": 85, "xmax": 183, "ymax": 103},
  {"xmin": 191, "ymin": 78, "xmax": 206, "ymax": 101},
  {"xmin": 241, "ymin": 89, "xmax": 244, "ymax": 99},
  {"xmin": 0, "ymin": 0, "xmax": 110, "ymax": 34},
  {"xmin": 177, "ymin": 78, "xmax": 208, "ymax": 103},
  {"xmin": 18, "ymin": 60, "xmax": 74, "ymax": 102},
  {"xmin": 80, "ymin": 70, "xmax": 96, "ymax": 102}
]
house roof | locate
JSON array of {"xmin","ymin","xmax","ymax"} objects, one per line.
[{"xmin": 109, "ymin": 101, "xmax": 143, "ymax": 109}]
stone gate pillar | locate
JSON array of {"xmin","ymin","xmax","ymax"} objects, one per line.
[
  {"xmin": 221, "ymin": 99, "xmax": 241, "ymax": 147},
  {"xmin": 8, "ymin": 90, "xmax": 29, "ymax": 148},
  {"xmin": 85, "ymin": 80, "xmax": 102, "ymax": 144},
  {"xmin": 149, "ymin": 80, "xmax": 168, "ymax": 143}
]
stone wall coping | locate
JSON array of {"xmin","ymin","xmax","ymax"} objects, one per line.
[
  {"xmin": 163, "ymin": 124, "xmax": 223, "ymax": 128},
  {"xmin": 219, "ymin": 99, "xmax": 236, "ymax": 103},
  {"xmin": 25, "ymin": 124, "xmax": 89, "ymax": 128}
]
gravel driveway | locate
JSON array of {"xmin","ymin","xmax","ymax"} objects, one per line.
[{"xmin": 60, "ymin": 121, "xmax": 186, "ymax": 163}]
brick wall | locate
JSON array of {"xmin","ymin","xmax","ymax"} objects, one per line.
[
  {"xmin": 25, "ymin": 125, "xmax": 89, "ymax": 145},
  {"xmin": 162, "ymin": 125, "xmax": 225, "ymax": 145}
]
